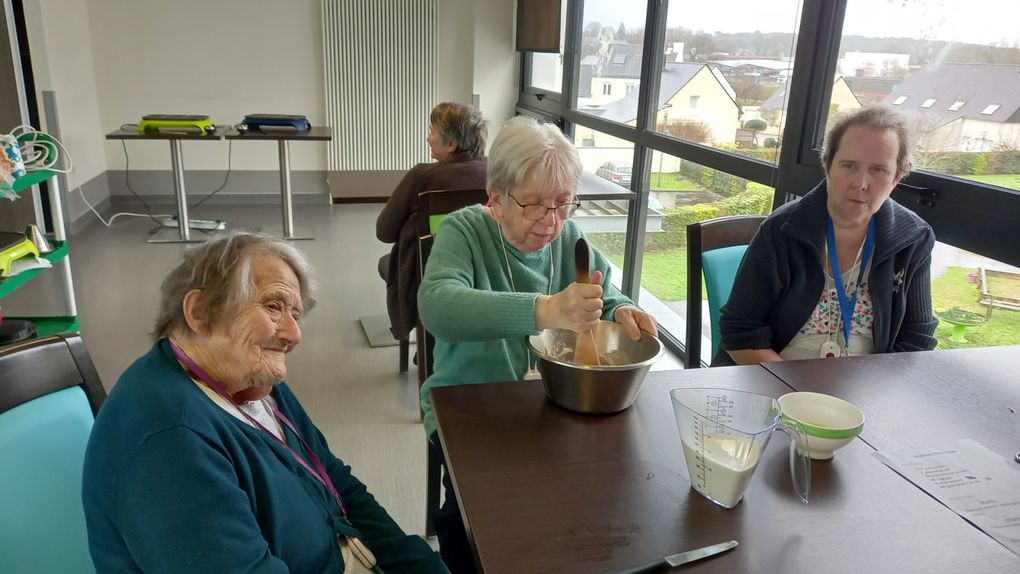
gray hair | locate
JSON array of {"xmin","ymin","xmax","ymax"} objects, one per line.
[
  {"xmin": 152, "ymin": 232, "xmax": 317, "ymax": 339},
  {"xmin": 821, "ymin": 105, "xmax": 914, "ymax": 175},
  {"xmin": 487, "ymin": 116, "xmax": 583, "ymax": 198},
  {"xmin": 430, "ymin": 102, "xmax": 488, "ymax": 159}
]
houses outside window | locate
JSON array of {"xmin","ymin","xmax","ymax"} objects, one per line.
[{"xmin": 550, "ymin": 0, "xmax": 1020, "ymax": 355}]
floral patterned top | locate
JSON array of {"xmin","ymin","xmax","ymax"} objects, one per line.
[{"xmin": 780, "ymin": 257, "xmax": 875, "ymax": 360}]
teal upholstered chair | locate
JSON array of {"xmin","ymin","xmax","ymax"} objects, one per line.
[
  {"xmin": 415, "ymin": 187, "xmax": 487, "ymax": 538},
  {"xmin": 0, "ymin": 333, "xmax": 106, "ymax": 573},
  {"xmin": 685, "ymin": 215, "xmax": 766, "ymax": 368}
]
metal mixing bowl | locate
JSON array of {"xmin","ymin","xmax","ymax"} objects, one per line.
[{"xmin": 527, "ymin": 320, "xmax": 664, "ymax": 414}]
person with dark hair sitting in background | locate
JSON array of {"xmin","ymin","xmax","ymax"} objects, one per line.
[
  {"xmin": 376, "ymin": 102, "xmax": 488, "ymax": 347},
  {"xmin": 719, "ymin": 105, "xmax": 937, "ymax": 365}
]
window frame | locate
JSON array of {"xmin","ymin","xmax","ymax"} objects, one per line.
[{"xmin": 518, "ymin": 0, "xmax": 1020, "ymax": 360}]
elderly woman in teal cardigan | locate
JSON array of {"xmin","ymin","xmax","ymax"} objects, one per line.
[
  {"xmin": 418, "ymin": 116, "xmax": 657, "ymax": 573},
  {"xmin": 82, "ymin": 232, "xmax": 447, "ymax": 573}
]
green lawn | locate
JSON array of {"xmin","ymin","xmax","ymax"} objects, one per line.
[
  {"xmin": 605, "ymin": 248, "xmax": 695, "ymax": 302},
  {"xmin": 648, "ymin": 173, "xmax": 702, "ymax": 191},
  {"xmin": 957, "ymin": 173, "xmax": 1020, "ymax": 191},
  {"xmin": 931, "ymin": 267, "xmax": 1020, "ymax": 348},
  {"xmin": 600, "ymin": 248, "xmax": 1020, "ymax": 350}
]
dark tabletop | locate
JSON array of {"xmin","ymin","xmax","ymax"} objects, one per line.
[
  {"xmin": 223, "ymin": 126, "xmax": 332, "ymax": 141},
  {"xmin": 432, "ymin": 367, "xmax": 1018, "ymax": 573},
  {"xmin": 105, "ymin": 127, "xmax": 225, "ymax": 140},
  {"xmin": 761, "ymin": 346, "xmax": 1020, "ymax": 458}
]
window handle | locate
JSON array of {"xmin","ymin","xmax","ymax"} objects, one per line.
[{"xmin": 896, "ymin": 182, "xmax": 938, "ymax": 208}]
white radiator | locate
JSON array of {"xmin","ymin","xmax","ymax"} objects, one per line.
[{"xmin": 322, "ymin": 0, "xmax": 438, "ymax": 171}]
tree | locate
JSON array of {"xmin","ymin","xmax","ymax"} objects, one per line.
[
  {"xmin": 744, "ymin": 119, "xmax": 767, "ymax": 145},
  {"xmin": 616, "ymin": 22, "xmax": 626, "ymax": 40}
]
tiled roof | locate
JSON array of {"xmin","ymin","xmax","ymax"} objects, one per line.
[
  {"xmin": 882, "ymin": 64, "xmax": 1020, "ymax": 124},
  {"xmin": 596, "ymin": 63, "xmax": 717, "ymax": 123}
]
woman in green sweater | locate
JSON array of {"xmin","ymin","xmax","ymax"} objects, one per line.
[{"xmin": 418, "ymin": 116, "xmax": 657, "ymax": 573}]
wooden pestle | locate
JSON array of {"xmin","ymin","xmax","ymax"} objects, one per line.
[{"xmin": 573, "ymin": 237, "xmax": 601, "ymax": 366}]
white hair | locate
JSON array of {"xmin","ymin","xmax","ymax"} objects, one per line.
[{"xmin": 486, "ymin": 116, "xmax": 583, "ymax": 197}]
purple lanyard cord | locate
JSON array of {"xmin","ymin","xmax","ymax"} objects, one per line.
[{"xmin": 168, "ymin": 340, "xmax": 349, "ymax": 519}]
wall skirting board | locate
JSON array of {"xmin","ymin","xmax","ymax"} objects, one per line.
[
  {"xmin": 106, "ymin": 170, "xmax": 330, "ymax": 202},
  {"xmin": 328, "ymin": 170, "xmax": 407, "ymax": 204},
  {"xmin": 64, "ymin": 170, "xmax": 329, "ymax": 233}
]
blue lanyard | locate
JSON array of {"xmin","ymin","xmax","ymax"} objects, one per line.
[{"xmin": 825, "ymin": 216, "xmax": 876, "ymax": 351}]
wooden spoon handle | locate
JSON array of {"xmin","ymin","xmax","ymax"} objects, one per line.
[
  {"xmin": 573, "ymin": 237, "xmax": 601, "ymax": 366},
  {"xmin": 575, "ymin": 237, "xmax": 591, "ymax": 284}
]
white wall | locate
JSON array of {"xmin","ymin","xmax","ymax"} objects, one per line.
[
  {"xmin": 23, "ymin": 0, "xmax": 107, "ymax": 217},
  {"xmin": 23, "ymin": 0, "xmax": 517, "ymax": 195},
  {"xmin": 473, "ymin": 0, "xmax": 517, "ymax": 145},
  {"xmin": 437, "ymin": 0, "xmax": 475, "ymax": 105},
  {"xmin": 87, "ymin": 0, "xmax": 326, "ymax": 171}
]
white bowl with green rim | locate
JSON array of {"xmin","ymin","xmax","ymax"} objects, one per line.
[{"xmin": 778, "ymin": 392, "xmax": 865, "ymax": 460}]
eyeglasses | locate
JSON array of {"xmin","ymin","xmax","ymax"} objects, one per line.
[{"xmin": 507, "ymin": 192, "xmax": 581, "ymax": 221}]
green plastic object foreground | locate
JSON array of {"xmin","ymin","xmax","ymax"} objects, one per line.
[
  {"xmin": 11, "ymin": 168, "xmax": 57, "ymax": 194},
  {"xmin": 0, "ymin": 241, "xmax": 68, "ymax": 299}
]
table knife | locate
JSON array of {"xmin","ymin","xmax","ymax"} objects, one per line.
[{"xmin": 607, "ymin": 540, "xmax": 738, "ymax": 574}]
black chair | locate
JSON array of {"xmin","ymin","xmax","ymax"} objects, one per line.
[
  {"xmin": 0, "ymin": 333, "xmax": 106, "ymax": 572},
  {"xmin": 414, "ymin": 188, "xmax": 488, "ymax": 538},
  {"xmin": 685, "ymin": 215, "xmax": 766, "ymax": 368}
]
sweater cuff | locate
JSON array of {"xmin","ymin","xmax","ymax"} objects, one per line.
[
  {"xmin": 721, "ymin": 325, "xmax": 775, "ymax": 351},
  {"xmin": 484, "ymin": 292, "xmax": 540, "ymax": 335}
]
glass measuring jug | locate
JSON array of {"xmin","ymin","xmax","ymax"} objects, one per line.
[{"xmin": 670, "ymin": 388, "xmax": 810, "ymax": 508}]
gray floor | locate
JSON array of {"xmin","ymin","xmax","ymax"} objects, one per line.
[{"xmin": 23, "ymin": 199, "xmax": 682, "ymax": 538}]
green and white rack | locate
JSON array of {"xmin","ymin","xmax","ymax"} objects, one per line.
[{"xmin": 0, "ymin": 165, "xmax": 78, "ymax": 337}]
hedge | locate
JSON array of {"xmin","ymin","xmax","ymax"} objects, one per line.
[
  {"xmin": 586, "ymin": 183, "xmax": 776, "ymax": 256},
  {"xmin": 915, "ymin": 150, "xmax": 1020, "ymax": 175}
]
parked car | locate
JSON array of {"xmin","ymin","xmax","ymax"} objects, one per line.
[{"xmin": 595, "ymin": 161, "xmax": 632, "ymax": 188}]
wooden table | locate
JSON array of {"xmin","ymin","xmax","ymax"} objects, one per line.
[
  {"xmin": 761, "ymin": 346, "xmax": 1020, "ymax": 458},
  {"xmin": 225, "ymin": 127, "xmax": 332, "ymax": 239},
  {"xmin": 432, "ymin": 366, "xmax": 1019, "ymax": 573},
  {"xmin": 106, "ymin": 127, "xmax": 225, "ymax": 243}
]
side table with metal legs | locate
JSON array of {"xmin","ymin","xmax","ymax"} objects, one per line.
[{"xmin": 105, "ymin": 128, "xmax": 227, "ymax": 243}]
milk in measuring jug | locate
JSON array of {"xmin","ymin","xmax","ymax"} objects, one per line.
[{"xmin": 681, "ymin": 434, "xmax": 761, "ymax": 507}]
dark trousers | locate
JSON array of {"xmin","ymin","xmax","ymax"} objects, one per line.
[{"xmin": 429, "ymin": 432, "xmax": 478, "ymax": 574}]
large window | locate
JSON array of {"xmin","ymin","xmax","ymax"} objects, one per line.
[
  {"xmin": 570, "ymin": 127, "xmax": 635, "ymax": 269},
  {"xmin": 828, "ymin": 0, "xmax": 1020, "ymax": 192},
  {"xmin": 523, "ymin": 0, "xmax": 568, "ymax": 95},
  {"xmin": 654, "ymin": 0, "xmax": 802, "ymax": 164},
  {"xmin": 520, "ymin": 0, "xmax": 1020, "ymax": 358},
  {"xmin": 634, "ymin": 154, "xmax": 774, "ymax": 347},
  {"xmin": 575, "ymin": 0, "xmax": 647, "ymax": 124}
]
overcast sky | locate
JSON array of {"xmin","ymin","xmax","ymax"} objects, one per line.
[{"xmin": 582, "ymin": 0, "xmax": 1019, "ymax": 47}]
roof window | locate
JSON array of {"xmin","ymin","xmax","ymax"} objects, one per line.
[
  {"xmin": 921, "ymin": 98, "xmax": 936, "ymax": 108},
  {"xmin": 948, "ymin": 101, "xmax": 965, "ymax": 111},
  {"xmin": 893, "ymin": 96, "xmax": 908, "ymax": 105},
  {"xmin": 981, "ymin": 104, "xmax": 1001, "ymax": 115}
]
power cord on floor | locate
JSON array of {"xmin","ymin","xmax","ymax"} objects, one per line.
[
  {"xmin": 119, "ymin": 137, "xmax": 164, "ymax": 226},
  {"xmin": 115, "ymin": 125, "xmax": 234, "ymax": 229},
  {"xmin": 183, "ymin": 137, "xmax": 233, "ymax": 212},
  {"xmin": 74, "ymin": 181, "xmax": 173, "ymax": 228}
]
